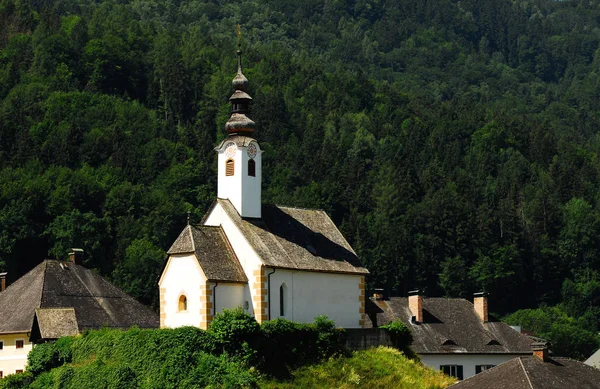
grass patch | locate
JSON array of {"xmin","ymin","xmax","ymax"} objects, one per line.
[{"xmin": 259, "ymin": 346, "xmax": 456, "ymax": 389}]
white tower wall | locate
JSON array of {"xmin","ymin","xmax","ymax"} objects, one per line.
[{"xmin": 217, "ymin": 140, "xmax": 262, "ymax": 218}]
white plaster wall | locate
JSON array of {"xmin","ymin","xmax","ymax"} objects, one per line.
[
  {"xmin": 240, "ymin": 144, "xmax": 261, "ymax": 218},
  {"xmin": 269, "ymin": 270, "xmax": 362, "ymax": 328},
  {"xmin": 420, "ymin": 354, "xmax": 524, "ymax": 380},
  {"xmin": 0, "ymin": 334, "xmax": 31, "ymax": 376},
  {"xmin": 159, "ymin": 253, "xmax": 206, "ymax": 328},
  {"xmin": 211, "ymin": 282, "xmax": 249, "ymax": 314},
  {"xmin": 217, "ymin": 141, "xmax": 262, "ymax": 218},
  {"xmin": 204, "ymin": 203, "xmax": 262, "ymax": 317}
]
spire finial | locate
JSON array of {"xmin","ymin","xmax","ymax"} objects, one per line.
[
  {"xmin": 236, "ymin": 24, "xmax": 243, "ymax": 74},
  {"xmin": 187, "ymin": 210, "xmax": 191, "ymax": 226},
  {"xmin": 225, "ymin": 25, "xmax": 255, "ymax": 135}
]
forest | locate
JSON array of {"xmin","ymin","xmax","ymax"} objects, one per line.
[{"xmin": 1, "ymin": 0, "xmax": 600, "ymax": 359}]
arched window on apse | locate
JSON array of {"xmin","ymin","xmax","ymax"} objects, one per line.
[
  {"xmin": 178, "ymin": 295, "xmax": 187, "ymax": 312},
  {"xmin": 280, "ymin": 283, "xmax": 287, "ymax": 317}
]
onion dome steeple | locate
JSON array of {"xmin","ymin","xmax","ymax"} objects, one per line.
[{"xmin": 225, "ymin": 45, "xmax": 255, "ymax": 135}]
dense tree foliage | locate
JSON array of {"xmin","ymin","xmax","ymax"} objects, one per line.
[{"xmin": 2, "ymin": 0, "xmax": 600, "ymax": 358}]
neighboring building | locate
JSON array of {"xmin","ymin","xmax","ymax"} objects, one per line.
[
  {"xmin": 0, "ymin": 250, "xmax": 158, "ymax": 376},
  {"xmin": 365, "ymin": 291, "xmax": 533, "ymax": 380},
  {"xmin": 159, "ymin": 48, "xmax": 368, "ymax": 331},
  {"xmin": 585, "ymin": 348, "xmax": 600, "ymax": 369},
  {"xmin": 451, "ymin": 344, "xmax": 600, "ymax": 388}
]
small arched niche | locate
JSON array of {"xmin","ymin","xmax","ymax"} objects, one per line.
[{"xmin": 178, "ymin": 295, "xmax": 188, "ymax": 312}]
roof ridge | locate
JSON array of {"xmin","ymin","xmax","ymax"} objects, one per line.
[
  {"xmin": 272, "ymin": 203, "xmax": 325, "ymax": 212},
  {"xmin": 40, "ymin": 260, "xmax": 49, "ymax": 307},
  {"xmin": 518, "ymin": 357, "xmax": 535, "ymax": 389},
  {"xmin": 189, "ymin": 225, "xmax": 196, "ymax": 252}
]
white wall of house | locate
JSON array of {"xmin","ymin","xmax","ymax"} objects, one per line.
[
  {"xmin": 0, "ymin": 333, "xmax": 32, "ymax": 376},
  {"xmin": 217, "ymin": 141, "xmax": 262, "ymax": 218},
  {"xmin": 210, "ymin": 282, "xmax": 250, "ymax": 315},
  {"xmin": 269, "ymin": 269, "xmax": 362, "ymax": 328},
  {"xmin": 420, "ymin": 354, "xmax": 525, "ymax": 380},
  {"xmin": 159, "ymin": 253, "xmax": 207, "ymax": 328}
]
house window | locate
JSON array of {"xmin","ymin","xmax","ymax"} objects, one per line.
[
  {"xmin": 226, "ymin": 159, "xmax": 234, "ymax": 176},
  {"xmin": 476, "ymin": 365, "xmax": 495, "ymax": 374},
  {"xmin": 15, "ymin": 340, "xmax": 23, "ymax": 349},
  {"xmin": 279, "ymin": 283, "xmax": 287, "ymax": 316},
  {"xmin": 0, "ymin": 340, "xmax": 3, "ymax": 350},
  {"xmin": 15, "ymin": 370, "xmax": 23, "ymax": 374},
  {"xmin": 248, "ymin": 159, "xmax": 256, "ymax": 177},
  {"xmin": 440, "ymin": 365, "xmax": 463, "ymax": 380},
  {"xmin": 178, "ymin": 295, "xmax": 187, "ymax": 312},
  {"xmin": 0, "ymin": 371, "xmax": 3, "ymax": 378}
]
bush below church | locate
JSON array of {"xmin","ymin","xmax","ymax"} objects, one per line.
[{"xmin": 2, "ymin": 309, "xmax": 364, "ymax": 388}]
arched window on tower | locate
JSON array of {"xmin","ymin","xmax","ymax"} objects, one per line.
[
  {"xmin": 178, "ymin": 295, "xmax": 187, "ymax": 312},
  {"xmin": 248, "ymin": 159, "xmax": 256, "ymax": 177},
  {"xmin": 280, "ymin": 283, "xmax": 287, "ymax": 317},
  {"xmin": 226, "ymin": 159, "xmax": 234, "ymax": 176}
]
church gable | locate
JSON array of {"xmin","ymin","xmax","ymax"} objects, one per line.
[{"xmin": 166, "ymin": 225, "xmax": 247, "ymax": 283}]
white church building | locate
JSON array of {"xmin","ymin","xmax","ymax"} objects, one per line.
[{"xmin": 159, "ymin": 48, "xmax": 368, "ymax": 330}]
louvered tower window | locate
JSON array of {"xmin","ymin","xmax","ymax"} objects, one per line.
[{"xmin": 226, "ymin": 159, "xmax": 234, "ymax": 176}]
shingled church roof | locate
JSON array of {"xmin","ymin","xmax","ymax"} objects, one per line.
[
  {"xmin": 450, "ymin": 356, "xmax": 600, "ymax": 389},
  {"xmin": 0, "ymin": 260, "xmax": 159, "ymax": 335},
  {"xmin": 365, "ymin": 297, "xmax": 532, "ymax": 354},
  {"xmin": 167, "ymin": 225, "xmax": 247, "ymax": 283},
  {"xmin": 209, "ymin": 198, "xmax": 368, "ymax": 275}
]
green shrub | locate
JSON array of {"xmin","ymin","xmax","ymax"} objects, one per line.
[
  {"xmin": 259, "ymin": 316, "xmax": 347, "ymax": 376},
  {"xmin": 17, "ymin": 313, "xmax": 354, "ymax": 387},
  {"xmin": 381, "ymin": 320, "xmax": 413, "ymax": 352},
  {"xmin": 0, "ymin": 372, "xmax": 33, "ymax": 389},
  {"xmin": 27, "ymin": 337, "xmax": 73, "ymax": 376},
  {"xmin": 207, "ymin": 308, "xmax": 261, "ymax": 363},
  {"xmin": 313, "ymin": 315, "xmax": 345, "ymax": 358}
]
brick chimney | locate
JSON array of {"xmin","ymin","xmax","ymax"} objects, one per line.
[
  {"xmin": 532, "ymin": 342, "xmax": 549, "ymax": 362},
  {"xmin": 474, "ymin": 292, "xmax": 488, "ymax": 323},
  {"xmin": 0, "ymin": 272, "xmax": 7, "ymax": 292},
  {"xmin": 69, "ymin": 248, "xmax": 84, "ymax": 265},
  {"xmin": 408, "ymin": 290, "xmax": 423, "ymax": 323}
]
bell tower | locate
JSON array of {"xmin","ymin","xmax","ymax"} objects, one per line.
[{"xmin": 216, "ymin": 45, "xmax": 262, "ymax": 218}]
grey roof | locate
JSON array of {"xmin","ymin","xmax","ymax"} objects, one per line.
[
  {"xmin": 209, "ymin": 199, "xmax": 368, "ymax": 275},
  {"xmin": 167, "ymin": 225, "xmax": 247, "ymax": 283},
  {"xmin": 365, "ymin": 297, "xmax": 532, "ymax": 354},
  {"xmin": 33, "ymin": 308, "xmax": 79, "ymax": 340},
  {"xmin": 0, "ymin": 260, "xmax": 159, "ymax": 334},
  {"xmin": 451, "ymin": 356, "xmax": 600, "ymax": 389}
]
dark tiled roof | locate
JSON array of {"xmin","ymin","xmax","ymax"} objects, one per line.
[
  {"xmin": 451, "ymin": 356, "xmax": 600, "ymax": 389},
  {"xmin": 365, "ymin": 297, "xmax": 532, "ymax": 354},
  {"xmin": 0, "ymin": 263, "xmax": 45, "ymax": 333},
  {"xmin": 213, "ymin": 199, "xmax": 368, "ymax": 275},
  {"xmin": 33, "ymin": 308, "xmax": 79, "ymax": 340},
  {"xmin": 167, "ymin": 225, "xmax": 247, "ymax": 283},
  {"xmin": 0, "ymin": 260, "xmax": 159, "ymax": 334}
]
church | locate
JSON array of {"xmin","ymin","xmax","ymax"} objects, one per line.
[{"xmin": 158, "ymin": 48, "xmax": 368, "ymax": 330}]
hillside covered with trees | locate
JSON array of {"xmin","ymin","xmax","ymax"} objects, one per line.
[{"xmin": 2, "ymin": 0, "xmax": 600, "ymax": 358}]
